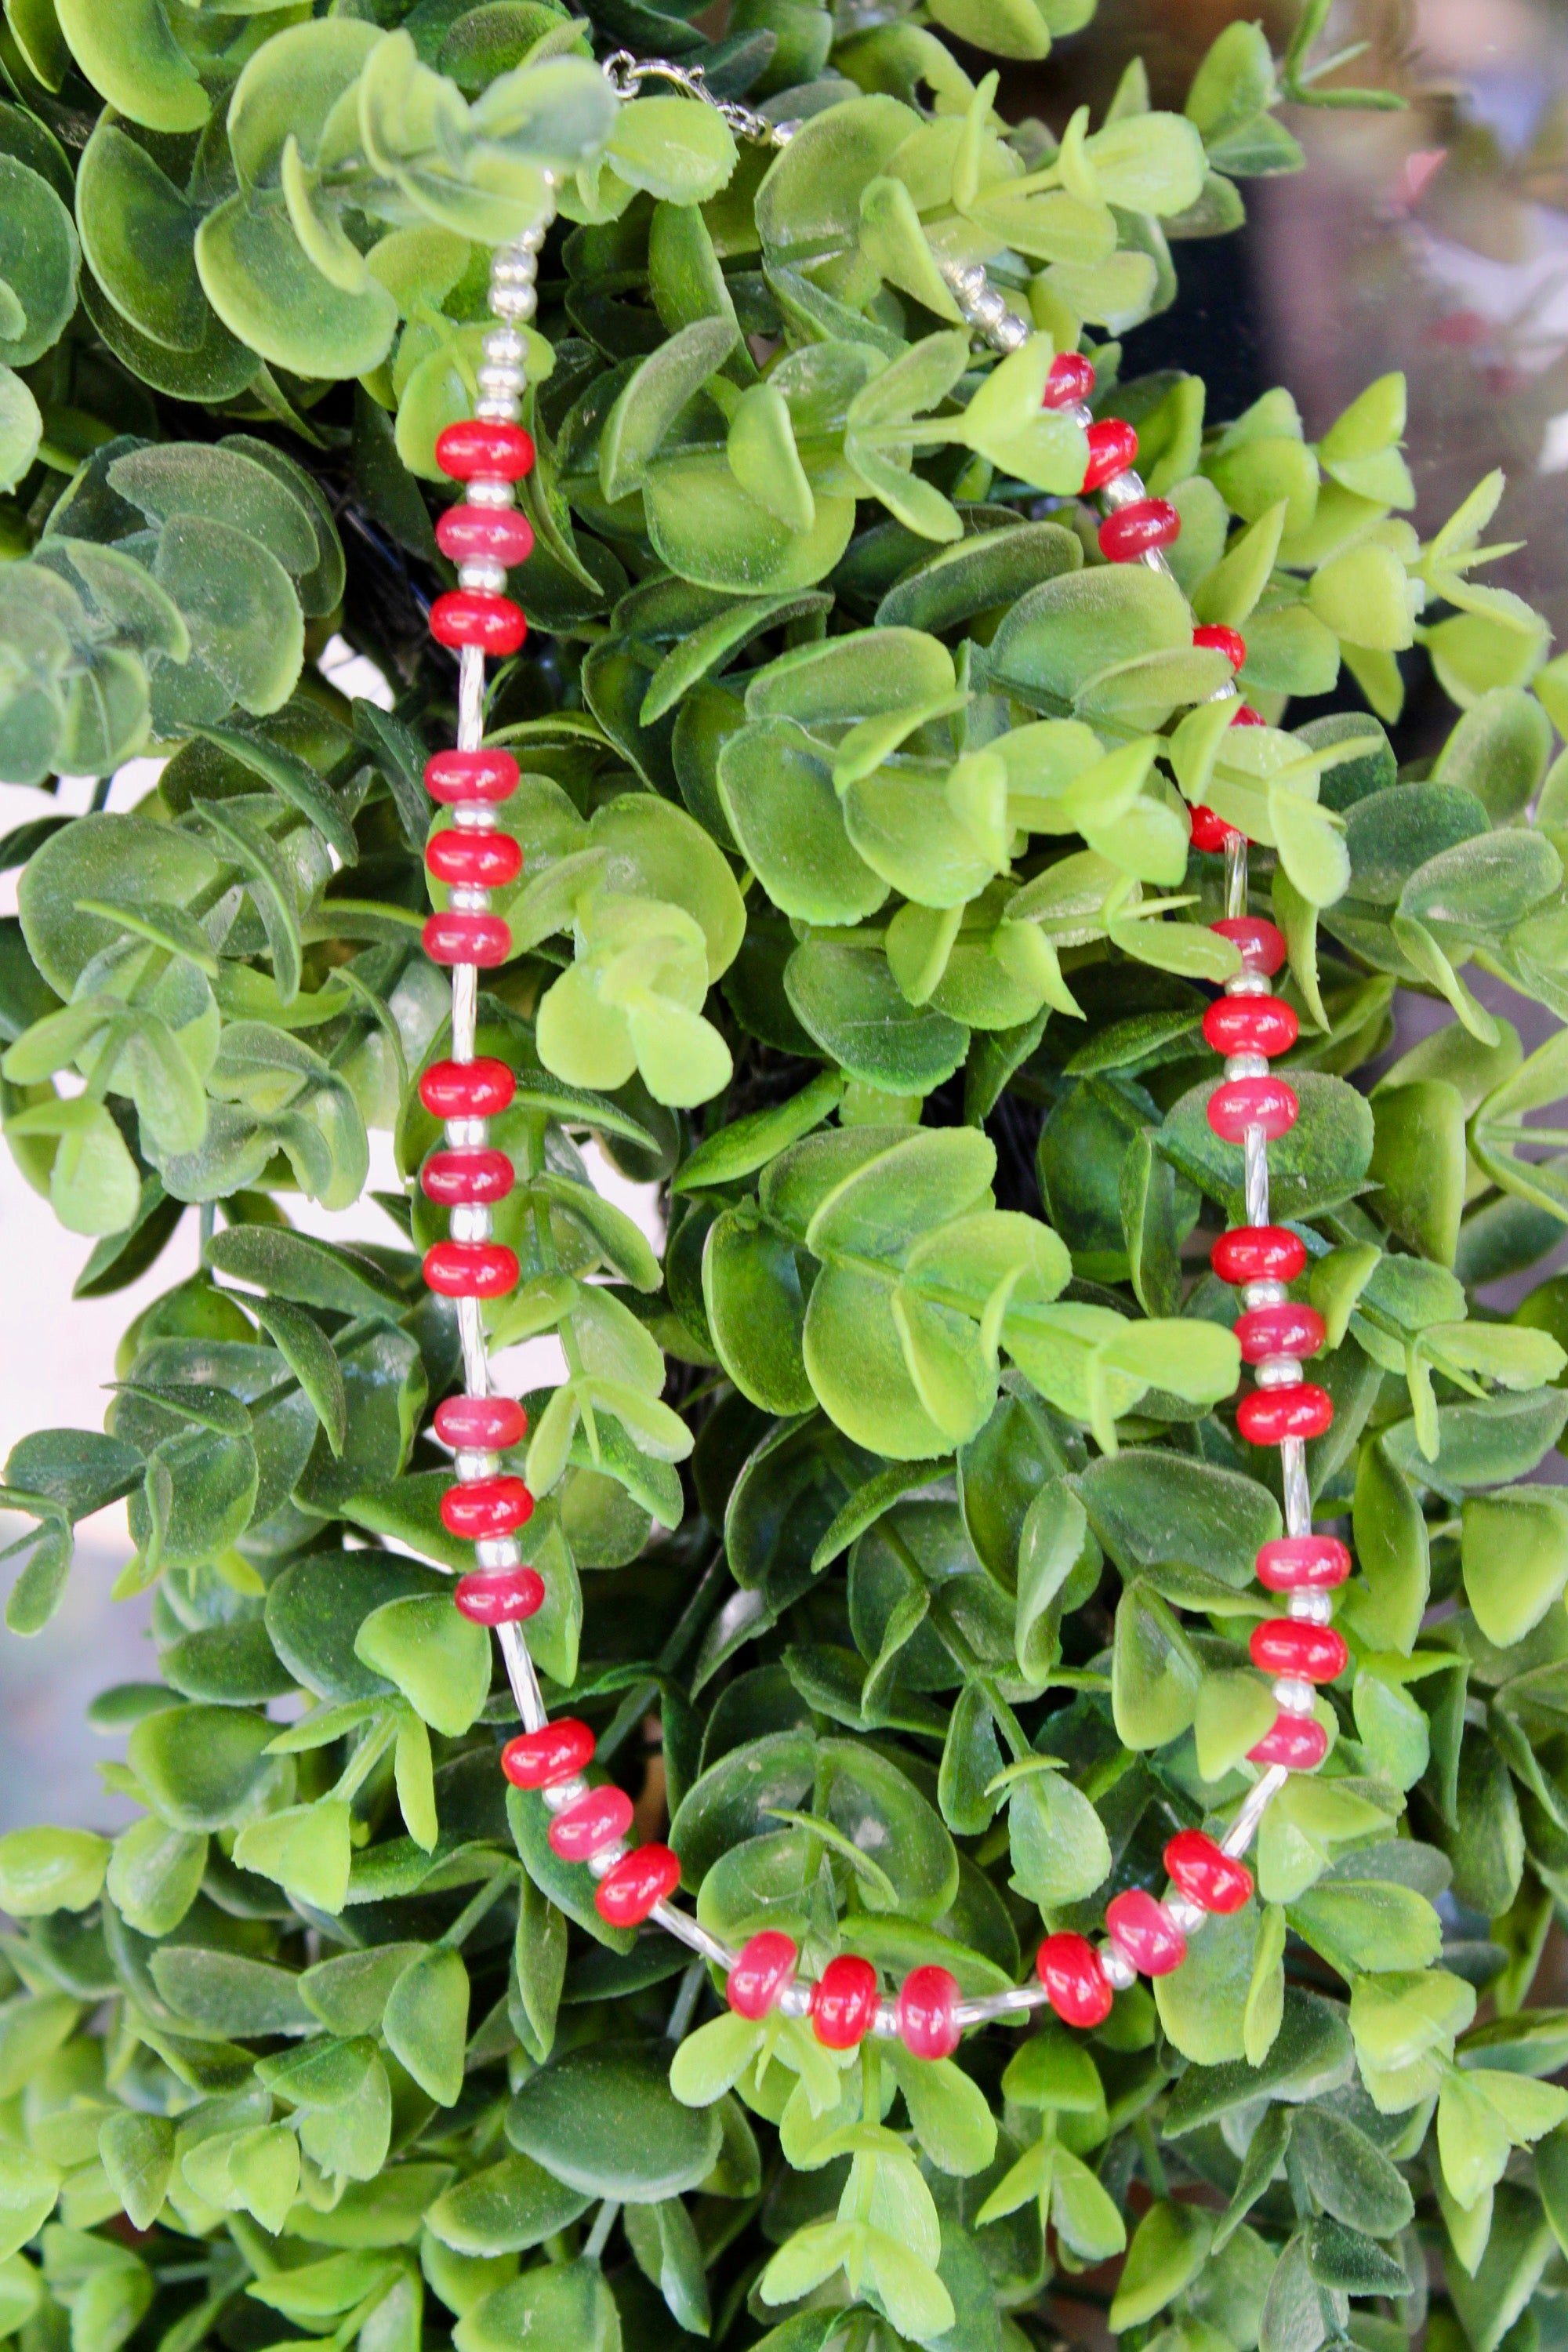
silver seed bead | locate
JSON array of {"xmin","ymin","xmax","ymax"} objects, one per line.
[
  {"xmin": 871, "ymin": 2000, "xmax": 900, "ymax": 2040},
  {"xmin": 451, "ymin": 1205, "xmax": 494, "ymax": 1244},
  {"xmin": 490, "ymin": 284, "xmax": 538, "ymax": 322},
  {"xmin": 454, "ymin": 1448, "xmax": 500, "ymax": 1481},
  {"xmin": 446, "ymin": 1116, "xmax": 487, "ymax": 1149},
  {"xmin": 459, "ymin": 559, "xmax": 508, "ymax": 594},
  {"xmin": 1226, "ymin": 970, "xmax": 1271, "ymax": 997},
  {"xmin": 1225, "ymin": 1052, "xmax": 1270, "ymax": 1082},
  {"xmin": 777, "ymin": 1980, "xmax": 811, "ymax": 2019},
  {"xmin": 1167, "ymin": 1893, "xmax": 1206, "ymax": 1936},
  {"xmin": 1288, "ymin": 1588, "xmax": 1334, "ymax": 1625},
  {"xmin": 476, "ymin": 1534, "xmax": 523, "ymax": 1571},
  {"xmin": 1273, "ymin": 1675, "xmax": 1316, "ymax": 1716},
  {"xmin": 453, "ymin": 801, "xmax": 493, "ymax": 829},
  {"xmin": 1098, "ymin": 1938, "xmax": 1137, "ymax": 1991},
  {"xmin": 543, "ymin": 1776, "xmax": 587, "ymax": 1813},
  {"xmin": 1243, "ymin": 1279, "xmax": 1287, "ymax": 1310},
  {"xmin": 466, "ymin": 476, "xmax": 515, "ymax": 510},
  {"xmin": 484, "ymin": 326, "xmax": 528, "ymax": 368},
  {"xmin": 477, "ymin": 361, "xmax": 525, "ymax": 399},
  {"xmin": 449, "ymin": 884, "xmax": 491, "ymax": 913},
  {"xmin": 477, "ymin": 395, "xmax": 522, "ymax": 424},
  {"xmin": 1256, "ymin": 1355, "xmax": 1304, "ymax": 1389},
  {"xmin": 587, "ymin": 1844, "xmax": 626, "ymax": 1879}
]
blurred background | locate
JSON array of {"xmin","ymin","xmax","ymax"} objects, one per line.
[{"xmin": 3, "ymin": 0, "xmax": 1566, "ymax": 1826}]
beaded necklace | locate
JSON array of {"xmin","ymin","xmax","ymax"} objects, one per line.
[{"xmin": 409, "ymin": 67, "xmax": 1352, "ymax": 2062}]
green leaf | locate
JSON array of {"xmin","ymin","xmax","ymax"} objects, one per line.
[
  {"xmin": 355, "ymin": 1595, "xmax": 492, "ymax": 1737},
  {"xmin": 601, "ymin": 316, "xmax": 739, "ymax": 501},
  {"xmin": 506, "ymin": 2041, "xmax": 723, "ymax": 2200},
  {"xmin": 384, "ymin": 1947, "xmax": 470, "ymax": 2107},
  {"xmin": 1110, "ymin": 2201, "xmax": 1214, "ymax": 2330},
  {"xmin": 0, "ymin": 1826, "xmax": 108, "ymax": 1915}
]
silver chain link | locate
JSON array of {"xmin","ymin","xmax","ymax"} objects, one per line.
[{"xmin": 600, "ymin": 48, "xmax": 797, "ymax": 145}]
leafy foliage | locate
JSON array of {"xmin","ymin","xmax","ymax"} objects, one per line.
[{"xmin": 2, "ymin": 3, "xmax": 1568, "ymax": 2352}]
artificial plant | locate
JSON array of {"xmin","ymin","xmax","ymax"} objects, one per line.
[{"xmin": 4, "ymin": 0, "xmax": 1568, "ymax": 2350}]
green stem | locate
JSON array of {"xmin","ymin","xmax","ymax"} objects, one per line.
[
  {"xmin": 437, "ymin": 1864, "xmax": 517, "ymax": 1951},
  {"xmin": 583, "ymin": 2201, "xmax": 620, "ymax": 2263},
  {"xmin": 861, "ymin": 2034, "xmax": 881, "ymax": 2126},
  {"xmin": 666, "ymin": 1959, "xmax": 704, "ymax": 2041},
  {"xmin": 1134, "ymin": 2114, "xmax": 1167, "ymax": 2198},
  {"xmin": 597, "ymin": 1549, "xmax": 728, "ymax": 1766},
  {"xmin": 329, "ymin": 1713, "xmax": 397, "ymax": 1805}
]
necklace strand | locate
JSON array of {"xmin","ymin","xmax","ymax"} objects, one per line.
[{"xmin": 408, "ymin": 86, "xmax": 1350, "ymax": 2056}]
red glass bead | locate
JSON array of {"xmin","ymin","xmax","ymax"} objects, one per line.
[
  {"xmin": 422, "ymin": 1240, "xmax": 519, "ymax": 1300},
  {"xmin": 1207, "ymin": 1074, "xmax": 1299, "ymax": 1143},
  {"xmin": 727, "ymin": 1932, "xmax": 798, "ymax": 2020},
  {"xmin": 1237, "ymin": 1383, "xmax": 1334, "ymax": 1445},
  {"xmin": 426, "ymin": 749, "xmax": 520, "ymax": 807},
  {"xmin": 421, "ymin": 1148, "xmax": 516, "ymax": 1207},
  {"xmin": 420, "ymin": 1057, "xmax": 516, "ymax": 1120},
  {"xmin": 503, "ymin": 1718, "xmax": 595, "ymax": 1789},
  {"xmin": 435, "ymin": 419, "xmax": 535, "ymax": 481},
  {"xmin": 430, "ymin": 590, "xmax": 527, "ymax": 657},
  {"xmin": 1098, "ymin": 499, "xmax": 1180, "ymax": 561},
  {"xmin": 1230, "ymin": 705, "xmax": 1265, "ymax": 726},
  {"xmin": 1250, "ymin": 1712, "xmax": 1329, "ymax": 1769},
  {"xmin": 1036, "ymin": 1931, "xmax": 1113, "ymax": 2027},
  {"xmin": 1211, "ymin": 1225, "xmax": 1306, "ymax": 1285},
  {"xmin": 434, "ymin": 1394, "xmax": 527, "ymax": 1450},
  {"xmin": 455, "ymin": 1566, "xmax": 544, "ymax": 1625},
  {"xmin": 1192, "ymin": 625, "xmax": 1247, "ymax": 670},
  {"xmin": 1256, "ymin": 1534, "xmax": 1352, "ymax": 1592},
  {"xmin": 1082, "ymin": 418, "xmax": 1138, "ymax": 493},
  {"xmin": 1212, "ymin": 916, "xmax": 1286, "ymax": 977},
  {"xmin": 595, "ymin": 1842, "xmax": 681, "ymax": 1927},
  {"xmin": 423, "ymin": 911, "xmax": 513, "ymax": 967},
  {"xmin": 1236, "ymin": 1301, "xmax": 1324, "ymax": 1364},
  {"xmin": 1203, "ymin": 995, "xmax": 1300, "ymax": 1059},
  {"xmin": 898, "ymin": 1965, "xmax": 960, "ymax": 2060},
  {"xmin": 440, "ymin": 1475, "xmax": 533, "ymax": 1539},
  {"xmin": 1042, "ymin": 352, "xmax": 1095, "ymax": 408},
  {"xmin": 426, "ymin": 829, "xmax": 523, "ymax": 889},
  {"xmin": 1251, "ymin": 1618, "xmax": 1348, "ymax": 1681},
  {"xmin": 549, "ymin": 1784, "xmax": 633, "ymax": 1862},
  {"xmin": 1189, "ymin": 804, "xmax": 1237, "ymax": 853},
  {"xmin": 1105, "ymin": 1888, "xmax": 1186, "ymax": 1976},
  {"xmin": 1163, "ymin": 1829, "xmax": 1253, "ymax": 1915},
  {"xmin": 811, "ymin": 1955, "xmax": 880, "ymax": 2049},
  {"xmin": 435, "ymin": 505, "xmax": 536, "ymax": 568}
]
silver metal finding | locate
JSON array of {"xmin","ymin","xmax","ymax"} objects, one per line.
[{"xmin": 601, "ymin": 49, "xmax": 797, "ymax": 146}]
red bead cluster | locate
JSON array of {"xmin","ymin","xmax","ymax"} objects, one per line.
[
  {"xmin": 1199, "ymin": 890, "xmax": 1341, "ymax": 1777},
  {"xmin": 721, "ymin": 1933, "xmax": 964, "ymax": 2060},
  {"xmin": 1011, "ymin": 359, "xmax": 1347, "ymax": 1994},
  {"xmin": 422, "ymin": 426, "xmax": 540, "ymax": 1648},
  {"xmin": 419, "ymin": 422, "xmax": 534, "ymax": 979},
  {"xmin": 501, "ymin": 1719, "xmax": 682, "ymax": 1926},
  {"xmin": 1030, "ymin": 1825, "xmax": 1256, "ymax": 2020}
]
